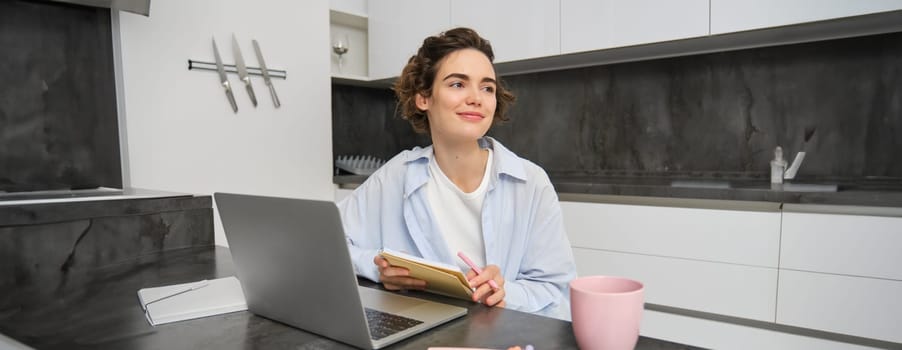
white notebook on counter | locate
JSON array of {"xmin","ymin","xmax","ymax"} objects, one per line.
[{"xmin": 137, "ymin": 276, "xmax": 247, "ymax": 326}]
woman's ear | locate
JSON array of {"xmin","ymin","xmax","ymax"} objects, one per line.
[{"xmin": 415, "ymin": 93, "xmax": 430, "ymax": 112}]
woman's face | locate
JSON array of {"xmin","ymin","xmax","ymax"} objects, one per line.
[{"xmin": 416, "ymin": 48, "xmax": 497, "ymax": 145}]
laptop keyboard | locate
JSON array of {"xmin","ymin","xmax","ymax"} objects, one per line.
[{"xmin": 364, "ymin": 308, "xmax": 424, "ymax": 340}]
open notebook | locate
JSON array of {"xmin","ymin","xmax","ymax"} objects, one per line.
[
  {"xmin": 379, "ymin": 249, "xmax": 474, "ymax": 300},
  {"xmin": 137, "ymin": 276, "xmax": 248, "ymax": 326}
]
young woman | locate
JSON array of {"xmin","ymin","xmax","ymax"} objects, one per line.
[{"xmin": 337, "ymin": 27, "xmax": 576, "ymax": 320}]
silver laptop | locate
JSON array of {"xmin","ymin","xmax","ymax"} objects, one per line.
[{"xmin": 215, "ymin": 192, "xmax": 467, "ymax": 349}]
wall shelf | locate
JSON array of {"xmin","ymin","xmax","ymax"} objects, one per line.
[
  {"xmin": 329, "ymin": 9, "xmax": 368, "ymax": 78},
  {"xmin": 331, "ymin": 73, "xmax": 392, "ymax": 88},
  {"xmin": 330, "ymin": 9, "xmax": 366, "ymax": 29}
]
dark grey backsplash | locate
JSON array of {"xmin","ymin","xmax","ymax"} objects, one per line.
[
  {"xmin": 1, "ymin": 1, "xmax": 121, "ymax": 192},
  {"xmin": 339, "ymin": 31, "xmax": 902, "ymax": 179},
  {"xmin": 331, "ymin": 85, "xmax": 431, "ymax": 163}
]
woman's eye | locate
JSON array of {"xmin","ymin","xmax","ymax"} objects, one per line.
[
  {"xmin": 482, "ymin": 86, "xmax": 495, "ymax": 93},
  {"xmin": 450, "ymin": 82, "xmax": 463, "ymax": 88}
]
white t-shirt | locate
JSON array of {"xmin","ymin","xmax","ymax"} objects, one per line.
[{"xmin": 425, "ymin": 149, "xmax": 493, "ymax": 272}]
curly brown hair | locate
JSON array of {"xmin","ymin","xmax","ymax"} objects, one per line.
[{"xmin": 393, "ymin": 27, "xmax": 516, "ymax": 134}]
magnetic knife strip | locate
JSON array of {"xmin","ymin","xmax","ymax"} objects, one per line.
[{"xmin": 188, "ymin": 59, "xmax": 287, "ymax": 79}]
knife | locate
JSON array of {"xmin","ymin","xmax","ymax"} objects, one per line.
[
  {"xmin": 252, "ymin": 39, "xmax": 281, "ymax": 108},
  {"xmin": 231, "ymin": 33, "xmax": 257, "ymax": 107},
  {"xmin": 212, "ymin": 37, "xmax": 238, "ymax": 113}
]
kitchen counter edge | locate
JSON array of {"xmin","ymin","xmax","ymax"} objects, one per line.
[{"xmin": 334, "ymin": 176, "xmax": 902, "ymax": 217}]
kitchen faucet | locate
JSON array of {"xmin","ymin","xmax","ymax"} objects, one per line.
[
  {"xmin": 770, "ymin": 146, "xmax": 805, "ymax": 184},
  {"xmin": 771, "ymin": 127, "xmax": 816, "ymax": 184}
]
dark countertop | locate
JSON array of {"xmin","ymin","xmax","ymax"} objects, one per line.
[
  {"xmin": 0, "ymin": 245, "xmax": 699, "ymax": 350},
  {"xmin": 550, "ymin": 175, "xmax": 902, "ymax": 208},
  {"xmin": 334, "ymin": 174, "xmax": 902, "ymax": 209},
  {"xmin": 0, "ymin": 188, "xmax": 206, "ymax": 226}
]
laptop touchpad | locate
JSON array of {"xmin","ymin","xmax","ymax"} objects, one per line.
[{"xmin": 359, "ymin": 286, "xmax": 427, "ymax": 313}]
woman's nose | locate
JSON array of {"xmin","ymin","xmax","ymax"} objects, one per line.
[{"xmin": 466, "ymin": 87, "xmax": 482, "ymax": 105}]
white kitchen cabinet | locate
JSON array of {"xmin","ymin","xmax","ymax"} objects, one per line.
[
  {"xmin": 361, "ymin": 1, "xmax": 902, "ymax": 80},
  {"xmin": 561, "ymin": 201, "xmax": 781, "ymax": 267},
  {"xmin": 777, "ymin": 209, "xmax": 902, "ymax": 343},
  {"xmin": 573, "ymin": 248, "xmax": 778, "ymax": 321},
  {"xmin": 643, "ymin": 308, "xmax": 881, "ymax": 350},
  {"xmin": 450, "ymin": 0, "xmax": 560, "ymax": 63},
  {"xmin": 710, "ymin": 0, "xmax": 902, "ymax": 35},
  {"xmin": 561, "ymin": 200, "xmax": 781, "ymax": 321},
  {"xmin": 560, "ymin": 0, "xmax": 709, "ymax": 54},
  {"xmin": 781, "ymin": 211, "xmax": 902, "ymax": 281},
  {"xmin": 561, "ymin": 199, "xmax": 902, "ymax": 348},
  {"xmin": 367, "ymin": 0, "xmax": 450, "ymax": 80},
  {"xmin": 777, "ymin": 269, "xmax": 902, "ymax": 343}
]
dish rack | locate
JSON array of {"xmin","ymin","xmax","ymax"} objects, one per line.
[{"xmin": 335, "ymin": 155, "xmax": 385, "ymax": 176}]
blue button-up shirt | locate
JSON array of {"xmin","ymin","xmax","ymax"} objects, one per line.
[{"xmin": 337, "ymin": 137, "xmax": 576, "ymax": 320}]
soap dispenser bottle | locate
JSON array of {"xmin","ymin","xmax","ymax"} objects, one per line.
[{"xmin": 771, "ymin": 146, "xmax": 787, "ymax": 184}]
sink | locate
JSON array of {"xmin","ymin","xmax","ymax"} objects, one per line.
[
  {"xmin": 670, "ymin": 179, "xmax": 839, "ymax": 192},
  {"xmin": 670, "ymin": 180, "xmax": 731, "ymax": 189},
  {"xmin": 731, "ymin": 181, "xmax": 839, "ymax": 192},
  {"xmin": 777, "ymin": 183, "xmax": 839, "ymax": 192}
]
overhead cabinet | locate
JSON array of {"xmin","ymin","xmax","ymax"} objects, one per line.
[
  {"xmin": 367, "ymin": 0, "xmax": 558, "ymax": 80},
  {"xmin": 450, "ymin": 0, "xmax": 560, "ymax": 63},
  {"xmin": 710, "ymin": 0, "xmax": 902, "ymax": 34},
  {"xmin": 361, "ymin": 1, "xmax": 902, "ymax": 80},
  {"xmin": 560, "ymin": 0, "xmax": 710, "ymax": 54},
  {"xmin": 367, "ymin": 0, "xmax": 450, "ymax": 80}
]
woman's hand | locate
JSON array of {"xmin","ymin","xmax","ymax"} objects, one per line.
[
  {"xmin": 466, "ymin": 264, "xmax": 506, "ymax": 307},
  {"xmin": 373, "ymin": 255, "xmax": 427, "ymax": 291}
]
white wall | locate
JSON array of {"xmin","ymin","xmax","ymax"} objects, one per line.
[{"xmin": 114, "ymin": 0, "xmax": 333, "ymax": 246}]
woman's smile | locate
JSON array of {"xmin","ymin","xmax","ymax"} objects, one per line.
[{"xmin": 457, "ymin": 111, "xmax": 485, "ymax": 121}]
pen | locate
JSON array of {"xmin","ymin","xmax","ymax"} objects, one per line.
[
  {"xmin": 457, "ymin": 251, "xmax": 500, "ymax": 290},
  {"xmin": 143, "ymin": 280, "xmax": 210, "ymax": 309}
]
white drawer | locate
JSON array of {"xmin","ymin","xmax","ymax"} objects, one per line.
[
  {"xmin": 562, "ymin": 201, "xmax": 781, "ymax": 267},
  {"xmin": 642, "ymin": 309, "xmax": 881, "ymax": 350},
  {"xmin": 777, "ymin": 269, "xmax": 902, "ymax": 343},
  {"xmin": 573, "ymin": 247, "xmax": 778, "ymax": 322},
  {"xmin": 781, "ymin": 212, "xmax": 902, "ymax": 280}
]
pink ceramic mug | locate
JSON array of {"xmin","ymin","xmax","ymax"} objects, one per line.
[{"xmin": 570, "ymin": 276, "xmax": 644, "ymax": 350}]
